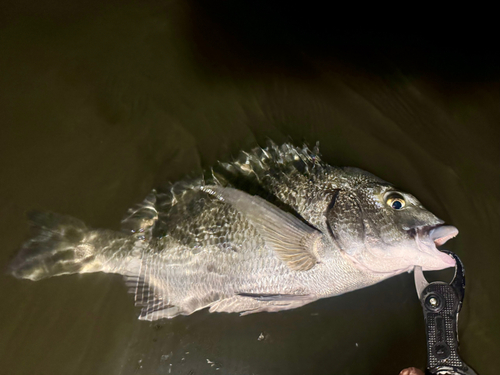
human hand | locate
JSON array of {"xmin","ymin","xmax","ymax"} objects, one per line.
[{"xmin": 399, "ymin": 368, "xmax": 424, "ymax": 375}]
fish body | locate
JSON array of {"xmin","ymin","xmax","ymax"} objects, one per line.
[{"xmin": 10, "ymin": 143, "xmax": 458, "ymax": 321}]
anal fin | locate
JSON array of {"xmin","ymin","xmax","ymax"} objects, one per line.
[{"xmin": 124, "ymin": 255, "xmax": 178, "ymax": 321}]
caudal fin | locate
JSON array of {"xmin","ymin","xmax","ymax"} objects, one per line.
[{"xmin": 9, "ymin": 211, "xmax": 98, "ymax": 281}]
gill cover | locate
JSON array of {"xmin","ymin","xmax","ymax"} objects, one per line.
[{"xmin": 325, "ymin": 189, "xmax": 365, "ymax": 256}]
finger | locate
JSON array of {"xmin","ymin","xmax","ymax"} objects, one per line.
[{"xmin": 399, "ymin": 367, "xmax": 425, "ymax": 375}]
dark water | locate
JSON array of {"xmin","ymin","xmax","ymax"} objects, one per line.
[{"xmin": 0, "ymin": 2, "xmax": 499, "ymax": 374}]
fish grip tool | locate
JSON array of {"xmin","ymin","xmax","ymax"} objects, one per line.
[{"xmin": 414, "ymin": 251, "xmax": 477, "ymax": 375}]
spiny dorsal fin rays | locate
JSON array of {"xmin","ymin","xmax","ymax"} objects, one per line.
[
  {"xmin": 220, "ymin": 142, "xmax": 324, "ymax": 182},
  {"xmin": 121, "ymin": 143, "xmax": 322, "ymax": 228},
  {"xmin": 201, "ymin": 186, "xmax": 322, "ymax": 271}
]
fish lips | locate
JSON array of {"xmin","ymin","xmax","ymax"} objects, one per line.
[
  {"xmin": 413, "ymin": 224, "xmax": 458, "ymax": 270},
  {"xmin": 429, "ymin": 225, "xmax": 459, "ymax": 246}
]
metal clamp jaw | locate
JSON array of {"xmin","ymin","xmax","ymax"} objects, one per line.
[{"xmin": 414, "ymin": 251, "xmax": 477, "ymax": 375}]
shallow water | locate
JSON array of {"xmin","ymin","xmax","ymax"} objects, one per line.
[{"xmin": 0, "ymin": 2, "xmax": 499, "ymax": 374}]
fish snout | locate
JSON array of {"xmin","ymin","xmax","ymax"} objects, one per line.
[
  {"xmin": 429, "ymin": 225, "xmax": 459, "ymax": 247},
  {"xmin": 415, "ymin": 224, "xmax": 458, "ymax": 270}
]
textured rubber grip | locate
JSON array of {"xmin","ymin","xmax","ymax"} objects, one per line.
[{"xmin": 420, "ymin": 282, "xmax": 475, "ymax": 375}]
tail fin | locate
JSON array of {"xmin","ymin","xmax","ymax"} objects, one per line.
[{"xmin": 9, "ymin": 211, "xmax": 99, "ymax": 281}]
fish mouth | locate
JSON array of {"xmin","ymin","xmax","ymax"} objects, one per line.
[
  {"xmin": 412, "ymin": 224, "xmax": 458, "ymax": 270},
  {"xmin": 428, "ymin": 225, "xmax": 459, "ymax": 246},
  {"xmin": 341, "ymin": 223, "xmax": 459, "ymax": 275}
]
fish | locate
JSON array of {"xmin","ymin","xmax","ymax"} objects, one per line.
[{"xmin": 9, "ymin": 142, "xmax": 458, "ymax": 321}]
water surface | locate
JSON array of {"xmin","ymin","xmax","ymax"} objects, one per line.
[{"xmin": 0, "ymin": 2, "xmax": 499, "ymax": 374}]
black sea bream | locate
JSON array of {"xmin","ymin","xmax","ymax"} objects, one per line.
[{"xmin": 10, "ymin": 143, "xmax": 458, "ymax": 321}]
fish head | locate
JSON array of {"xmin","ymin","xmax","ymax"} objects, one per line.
[{"xmin": 326, "ymin": 168, "xmax": 457, "ymax": 277}]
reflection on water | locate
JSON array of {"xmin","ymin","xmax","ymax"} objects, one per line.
[{"xmin": 0, "ymin": 1, "xmax": 498, "ymax": 374}]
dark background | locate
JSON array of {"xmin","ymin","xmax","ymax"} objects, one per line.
[{"xmin": 1, "ymin": 1, "xmax": 499, "ymax": 374}]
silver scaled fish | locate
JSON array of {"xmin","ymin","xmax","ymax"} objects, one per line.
[{"xmin": 9, "ymin": 143, "xmax": 458, "ymax": 321}]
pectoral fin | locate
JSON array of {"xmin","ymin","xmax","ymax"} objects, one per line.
[{"xmin": 201, "ymin": 186, "xmax": 322, "ymax": 271}]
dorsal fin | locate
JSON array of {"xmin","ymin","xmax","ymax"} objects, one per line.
[
  {"xmin": 120, "ymin": 191, "xmax": 158, "ymax": 241},
  {"xmin": 219, "ymin": 141, "xmax": 324, "ymax": 182}
]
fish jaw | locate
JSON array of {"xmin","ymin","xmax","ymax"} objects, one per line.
[
  {"xmin": 414, "ymin": 224, "xmax": 458, "ymax": 271},
  {"xmin": 340, "ymin": 224, "xmax": 458, "ymax": 276}
]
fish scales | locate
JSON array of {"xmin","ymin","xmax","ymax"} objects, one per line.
[{"xmin": 9, "ymin": 142, "xmax": 459, "ymax": 321}]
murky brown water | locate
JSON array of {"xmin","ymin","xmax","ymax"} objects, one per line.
[{"xmin": 1, "ymin": 2, "xmax": 499, "ymax": 374}]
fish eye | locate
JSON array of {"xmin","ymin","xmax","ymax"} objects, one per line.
[{"xmin": 386, "ymin": 194, "xmax": 406, "ymax": 210}]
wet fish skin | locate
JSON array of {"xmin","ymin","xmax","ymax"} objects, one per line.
[{"xmin": 9, "ymin": 142, "xmax": 457, "ymax": 321}]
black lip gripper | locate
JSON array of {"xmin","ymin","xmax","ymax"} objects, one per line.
[{"xmin": 414, "ymin": 251, "xmax": 478, "ymax": 375}]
